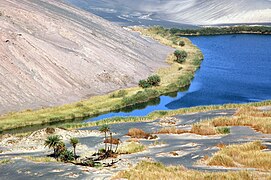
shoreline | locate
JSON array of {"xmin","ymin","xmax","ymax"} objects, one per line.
[
  {"xmin": 1, "ymin": 26, "xmax": 271, "ymax": 134},
  {"xmin": 0, "ymin": 27, "xmax": 203, "ymax": 133},
  {"xmin": 168, "ymin": 25, "xmax": 271, "ymax": 36}
]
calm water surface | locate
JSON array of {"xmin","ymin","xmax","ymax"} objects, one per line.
[{"xmin": 87, "ymin": 35, "xmax": 271, "ymax": 122}]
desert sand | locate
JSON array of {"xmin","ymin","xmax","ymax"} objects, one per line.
[{"xmin": 0, "ymin": 0, "xmax": 173, "ymax": 114}]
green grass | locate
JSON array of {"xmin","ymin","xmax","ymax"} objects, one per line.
[{"xmin": 0, "ymin": 26, "xmax": 204, "ymax": 132}]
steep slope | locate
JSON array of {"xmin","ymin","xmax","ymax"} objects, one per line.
[
  {"xmin": 0, "ymin": 0, "xmax": 172, "ymax": 114},
  {"xmin": 67, "ymin": 0, "xmax": 271, "ymax": 25}
]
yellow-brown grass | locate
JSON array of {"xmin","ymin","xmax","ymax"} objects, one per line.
[
  {"xmin": 195, "ymin": 106, "xmax": 271, "ymax": 134},
  {"xmin": 127, "ymin": 128, "xmax": 150, "ymax": 139},
  {"xmin": 113, "ymin": 161, "xmax": 271, "ymax": 180},
  {"xmin": 190, "ymin": 122, "xmax": 217, "ymax": 135},
  {"xmin": 156, "ymin": 127, "xmax": 188, "ymax": 134},
  {"xmin": 24, "ymin": 156, "xmax": 57, "ymax": 163},
  {"xmin": 207, "ymin": 141, "xmax": 271, "ymax": 170}
]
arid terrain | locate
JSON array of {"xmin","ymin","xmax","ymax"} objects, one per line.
[
  {"xmin": 67, "ymin": 0, "xmax": 271, "ymax": 25},
  {"xmin": 0, "ymin": 106, "xmax": 270, "ymax": 179},
  {"xmin": 0, "ymin": 0, "xmax": 172, "ymax": 114}
]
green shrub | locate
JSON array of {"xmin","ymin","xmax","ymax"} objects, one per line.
[
  {"xmin": 139, "ymin": 75, "xmax": 161, "ymax": 88},
  {"xmin": 174, "ymin": 50, "xmax": 188, "ymax": 63},
  {"xmin": 138, "ymin": 80, "xmax": 151, "ymax": 88},
  {"xmin": 165, "ymin": 83, "xmax": 179, "ymax": 92},
  {"xmin": 193, "ymin": 57, "xmax": 202, "ymax": 67},
  {"xmin": 169, "ymin": 28, "xmax": 179, "ymax": 35},
  {"xmin": 147, "ymin": 75, "xmax": 161, "ymax": 86},
  {"xmin": 110, "ymin": 90, "xmax": 128, "ymax": 98},
  {"xmin": 59, "ymin": 150, "xmax": 74, "ymax": 162},
  {"xmin": 179, "ymin": 72, "xmax": 194, "ymax": 87},
  {"xmin": 216, "ymin": 127, "xmax": 230, "ymax": 134},
  {"xmin": 179, "ymin": 41, "xmax": 185, "ymax": 46}
]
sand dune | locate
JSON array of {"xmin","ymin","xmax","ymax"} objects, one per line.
[
  {"xmin": 0, "ymin": 0, "xmax": 172, "ymax": 114},
  {"xmin": 73, "ymin": 0, "xmax": 271, "ymax": 25}
]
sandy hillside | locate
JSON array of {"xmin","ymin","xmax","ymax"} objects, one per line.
[
  {"xmin": 0, "ymin": 0, "xmax": 172, "ymax": 114},
  {"xmin": 82, "ymin": 0, "xmax": 271, "ymax": 25}
]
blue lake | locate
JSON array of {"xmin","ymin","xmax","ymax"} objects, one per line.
[{"xmin": 86, "ymin": 35, "xmax": 271, "ymax": 122}]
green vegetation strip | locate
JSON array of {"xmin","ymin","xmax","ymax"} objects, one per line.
[
  {"xmin": 0, "ymin": 26, "xmax": 204, "ymax": 132},
  {"xmin": 168, "ymin": 25, "xmax": 271, "ymax": 36},
  {"xmin": 62, "ymin": 100, "xmax": 271, "ymax": 130}
]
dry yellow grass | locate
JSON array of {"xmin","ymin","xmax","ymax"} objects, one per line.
[
  {"xmin": 195, "ymin": 106, "xmax": 271, "ymax": 134},
  {"xmin": 114, "ymin": 161, "xmax": 271, "ymax": 180},
  {"xmin": 24, "ymin": 156, "xmax": 57, "ymax": 163},
  {"xmin": 190, "ymin": 122, "xmax": 217, "ymax": 135},
  {"xmin": 207, "ymin": 141, "xmax": 271, "ymax": 170},
  {"xmin": 127, "ymin": 128, "xmax": 150, "ymax": 139},
  {"xmin": 156, "ymin": 127, "xmax": 188, "ymax": 134}
]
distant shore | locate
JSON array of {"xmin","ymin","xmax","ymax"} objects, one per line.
[{"xmin": 168, "ymin": 25, "xmax": 271, "ymax": 36}]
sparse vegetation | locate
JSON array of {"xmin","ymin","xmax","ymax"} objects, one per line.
[
  {"xmin": 24, "ymin": 156, "xmax": 57, "ymax": 163},
  {"xmin": 114, "ymin": 161, "xmax": 271, "ymax": 180},
  {"xmin": 0, "ymin": 159, "xmax": 12, "ymax": 165},
  {"xmin": 127, "ymin": 128, "xmax": 157, "ymax": 139},
  {"xmin": 61, "ymin": 100, "xmax": 271, "ymax": 131},
  {"xmin": 206, "ymin": 141, "xmax": 271, "ymax": 170},
  {"xmin": 156, "ymin": 127, "xmax": 188, "ymax": 134},
  {"xmin": 117, "ymin": 142, "xmax": 146, "ymax": 154},
  {"xmin": 70, "ymin": 137, "xmax": 79, "ymax": 159},
  {"xmin": 196, "ymin": 106, "xmax": 271, "ymax": 134},
  {"xmin": 44, "ymin": 135, "xmax": 62, "ymax": 157},
  {"xmin": 99, "ymin": 124, "xmax": 110, "ymax": 151}
]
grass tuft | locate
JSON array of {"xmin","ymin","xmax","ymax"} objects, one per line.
[
  {"xmin": 117, "ymin": 142, "xmax": 146, "ymax": 154},
  {"xmin": 113, "ymin": 160, "xmax": 271, "ymax": 180},
  {"xmin": 207, "ymin": 141, "xmax": 271, "ymax": 170}
]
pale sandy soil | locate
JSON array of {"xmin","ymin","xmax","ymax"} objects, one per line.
[{"xmin": 0, "ymin": 109, "xmax": 270, "ymax": 179}]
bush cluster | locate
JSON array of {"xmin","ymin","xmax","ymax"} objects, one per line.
[
  {"xmin": 174, "ymin": 50, "xmax": 188, "ymax": 63},
  {"xmin": 122, "ymin": 89, "xmax": 160, "ymax": 106},
  {"xmin": 138, "ymin": 75, "xmax": 161, "ymax": 88}
]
